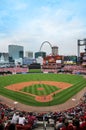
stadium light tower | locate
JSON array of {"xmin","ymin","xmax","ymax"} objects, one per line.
[
  {"xmin": 84, "ymin": 39, "xmax": 86, "ymax": 52},
  {"xmin": 77, "ymin": 38, "xmax": 86, "ymax": 62}
]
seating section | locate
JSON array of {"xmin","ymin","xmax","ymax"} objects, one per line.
[
  {"xmin": 0, "ymin": 92, "xmax": 86, "ymax": 130},
  {"xmin": 63, "ymin": 65, "xmax": 86, "ymax": 74},
  {"xmin": 0, "ymin": 67, "xmax": 28, "ymax": 74}
]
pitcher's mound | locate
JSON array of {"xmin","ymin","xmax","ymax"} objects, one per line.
[{"xmin": 37, "ymin": 87, "xmax": 44, "ymax": 90}]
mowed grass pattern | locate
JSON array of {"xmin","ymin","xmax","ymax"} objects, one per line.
[
  {"xmin": 0, "ymin": 73, "xmax": 86, "ymax": 106},
  {"xmin": 21, "ymin": 84, "xmax": 59, "ymax": 96}
]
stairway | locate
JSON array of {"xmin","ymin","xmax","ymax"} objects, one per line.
[
  {"xmin": 34, "ymin": 125, "xmax": 54, "ymax": 130},
  {"xmin": 34, "ymin": 121, "xmax": 54, "ymax": 130}
]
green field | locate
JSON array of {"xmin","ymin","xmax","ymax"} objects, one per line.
[
  {"xmin": 0, "ymin": 73, "xmax": 86, "ymax": 106},
  {"xmin": 21, "ymin": 84, "xmax": 60, "ymax": 96},
  {"xmin": 29, "ymin": 69, "xmax": 42, "ymax": 73}
]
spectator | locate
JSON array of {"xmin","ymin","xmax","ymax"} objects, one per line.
[
  {"xmin": 0, "ymin": 123, "xmax": 5, "ymax": 130},
  {"xmin": 1, "ymin": 110, "xmax": 5, "ymax": 120},
  {"xmin": 67, "ymin": 123, "xmax": 75, "ymax": 130},
  {"xmin": 11, "ymin": 112, "xmax": 19, "ymax": 124},
  {"xmin": 7, "ymin": 123, "xmax": 17, "ymax": 130},
  {"xmin": 60, "ymin": 119, "xmax": 69, "ymax": 130},
  {"xmin": 73, "ymin": 118, "xmax": 81, "ymax": 130},
  {"xmin": 18, "ymin": 113, "xmax": 26, "ymax": 125},
  {"xmin": 80, "ymin": 116, "xmax": 86, "ymax": 130},
  {"xmin": 27, "ymin": 112, "xmax": 37, "ymax": 127},
  {"xmin": 55, "ymin": 117, "xmax": 65, "ymax": 130}
]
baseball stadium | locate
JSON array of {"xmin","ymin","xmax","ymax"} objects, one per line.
[{"xmin": 0, "ymin": 41, "xmax": 86, "ymax": 130}]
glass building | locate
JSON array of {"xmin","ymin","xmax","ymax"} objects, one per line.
[
  {"xmin": 8, "ymin": 45, "xmax": 24, "ymax": 61},
  {"xmin": 35, "ymin": 51, "xmax": 46, "ymax": 58}
]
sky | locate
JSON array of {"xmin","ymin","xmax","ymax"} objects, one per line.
[{"xmin": 0, "ymin": 0, "xmax": 86, "ymax": 56}]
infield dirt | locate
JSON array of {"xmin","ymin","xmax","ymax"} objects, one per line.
[
  {"xmin": 6, "ymin": 81, "xmax": 72, "ymax": 102},
  {"xmin": 1, "ymin": 81, "xmax": 85, "ymax": 112}
]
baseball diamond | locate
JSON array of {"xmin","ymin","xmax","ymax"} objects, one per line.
[{"xmin": 0, "ymin": 73, "xmax": 86, "ymax": 112}]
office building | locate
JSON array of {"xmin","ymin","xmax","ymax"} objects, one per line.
[
  {"xmin": 8, "ymin": 45, "xmax": 24, "ymax": 60},
  {"xmin": 8, "ymin": 45, "xmax": 24, "ymax": 65},
  {"xmin": 35, "ymin": 51, "xmax": 46, "ymax": 59},
  {"xmin": 25, "ymin": 51, "xmax": 33, "ymax": 58},
  {"xmin": 0, "ymin": 52, "xmax": 9, "ymax": 63}
]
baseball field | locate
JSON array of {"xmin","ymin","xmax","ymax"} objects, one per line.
[{"xmin": 0, "ymin": 73, "xmax": 86, "ymax": 107}]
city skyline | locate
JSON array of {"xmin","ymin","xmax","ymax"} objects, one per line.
[{"xmin": 0, "ymin": 0, "xmax": 86, "ymax": 56}]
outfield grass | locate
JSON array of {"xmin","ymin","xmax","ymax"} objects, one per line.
[
  {"xmin": 0, "ymin": 73, "xmax": 86, "ymax": 106},
  {"xmin": 29, "ymin": 69, "xmax": 42, "ymax": 73}
]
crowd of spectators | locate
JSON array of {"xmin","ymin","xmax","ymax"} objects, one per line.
[
  {"xmin": 62, "ymin": 65, "xmax": 86, "ymax": 74},
  {"xmin": 0, "ymin": 105, "xmax": 37, "ymax": 130},
  {"xmin": 0, "ymin": 67, "xmax": 28, "ymax": 75},
  {"xmin": 42, "ymin": 64, "xmax": 86, "ymax": 74},
  {"xmin": 0, "ymin": 92, "xmax": 86, "ymax": 130}
]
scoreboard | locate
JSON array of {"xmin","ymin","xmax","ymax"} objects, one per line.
[
  {"xmin": 43, "ymin": 55, "xmax": 62, "ymax": 64},
  {"xmin": 63, "ymin": 56, "xmax": 77, "ymax": 64}
]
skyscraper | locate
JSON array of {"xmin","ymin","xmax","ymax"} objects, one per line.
[
  {"xmin": 25, "ymin": 51, "xmax": 33, "ymax": 58},
  {"xmin": 8, "ymin": 45, "xmax": 24, "ymax": 61}
]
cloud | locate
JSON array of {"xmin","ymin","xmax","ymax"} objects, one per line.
[{"xmin": 0, "ymin": 0, "xmax": 86, "ymax": 56}]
